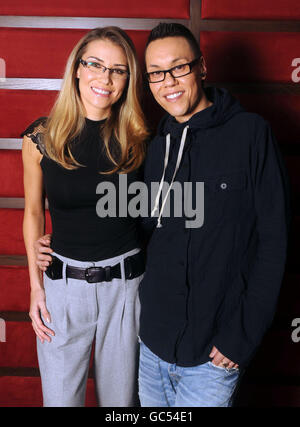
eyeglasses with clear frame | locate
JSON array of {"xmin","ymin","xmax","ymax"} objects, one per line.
[
  {"xmin": 79, "ymin": 59, "xmax": 130, "ymax": 80},
  {"xmin": 145, "ymin": 57, "xmax": 201, "ymax": 83}
]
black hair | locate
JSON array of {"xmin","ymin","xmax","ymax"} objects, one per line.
[{"xmin": 145, "ymin": 22, "xmax": 202, "ymax": 58}]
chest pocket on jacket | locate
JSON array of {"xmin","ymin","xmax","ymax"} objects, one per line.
[{"xmin": 204, "ymin": 171, "xmax": 247, "ymax": 225}]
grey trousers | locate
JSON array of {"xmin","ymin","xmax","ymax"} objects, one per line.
[{"xmin": 37, "ymin": 248, "xmax": 142, "ymax": 407}]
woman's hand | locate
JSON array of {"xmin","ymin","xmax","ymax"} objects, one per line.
[
  {"xmin": 29, "ymin": 288, "xmax": 55, "ymax": 343},
  {"xmin": 34, "ymin": 234, "xmax": 53, "ymax": 271}
]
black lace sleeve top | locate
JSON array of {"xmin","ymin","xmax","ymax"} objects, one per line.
[{"xmin": 21, "ymin": 117, "xmax": 141, "ymax": 261}]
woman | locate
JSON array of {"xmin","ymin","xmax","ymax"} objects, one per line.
[{"xmin": 21, "ymin": 27, "xmax": 148, "ymax": 407}]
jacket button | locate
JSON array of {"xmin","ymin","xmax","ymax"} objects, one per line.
[{"xmin": 220, "ymin": 183, "xmax": 227, "ymax": 190}]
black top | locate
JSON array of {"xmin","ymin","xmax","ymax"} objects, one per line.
[
  {"xmin": 139, "ymin": 87, "xmax": 290, "ymax": 368},
  {"xmin": 21, "ymin": 117, "xmax": 141, "ymax": 261}
]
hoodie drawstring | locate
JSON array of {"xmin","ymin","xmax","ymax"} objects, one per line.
[
  {"xmin": 151, "ymin": 133, "xmax": 170, "ymax": 217},
  {"xmin": 151, "ymin": 125, "xmax": 189, "ymax": 228}
]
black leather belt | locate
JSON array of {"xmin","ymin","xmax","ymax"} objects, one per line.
[{"xmin": 45, "ymin": 251, "xmax": 145, "ymax": 284}]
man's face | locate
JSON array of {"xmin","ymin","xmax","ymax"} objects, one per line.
[{"xmin": 145, "ymin": 36, "xmax": 206, "ymax": 123}]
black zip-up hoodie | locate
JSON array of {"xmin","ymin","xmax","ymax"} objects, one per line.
[{"xmin": 139, "ymin": 87, "xmax": 290, "ymax": 368}]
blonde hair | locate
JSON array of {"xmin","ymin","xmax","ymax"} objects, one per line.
[{"xmin": 43, "ymin": 27, "xmax": 148, "ymax": 174}]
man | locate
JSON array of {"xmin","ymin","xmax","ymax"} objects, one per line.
[{"xmin": 138, "ymin": 23, "xmax": 290, "ymax": 407}]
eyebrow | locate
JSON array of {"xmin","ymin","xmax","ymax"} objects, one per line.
[
  {"xmin": 147, "ymin": 57, "xmax": 190, "ymax": 69},
  {"xmin": 87, "ymin": 56, "xmax": 128, "ymax": 67}
]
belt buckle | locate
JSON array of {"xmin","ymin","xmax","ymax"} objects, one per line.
[
  {"xmin": 85, "ymin": 267, "xmax": 96, "ymax": 284},
  {"xmin": 84, "ymin": 266, "xmax": 111, "ymax": 283}
]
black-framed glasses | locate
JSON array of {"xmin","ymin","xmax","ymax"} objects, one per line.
[
  {"xmin": 145, "ymin": 57, "xmax": 201, "ymax": 83},
  {"xmin": 79, "ymin": 59, "xmax": 129, "ymax": 80}
]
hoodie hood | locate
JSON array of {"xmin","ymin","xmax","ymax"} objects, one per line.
[{"xmin": 158, "ymin": 86, "xmax": 245, "ymax": 137}]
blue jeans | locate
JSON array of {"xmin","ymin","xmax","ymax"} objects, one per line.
[{"xmin": 138, "ymin": 340, "xmax": 241, "ymax": 407}]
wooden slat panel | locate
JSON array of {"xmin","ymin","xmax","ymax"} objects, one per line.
[
  {"xmin": 284, "ymin": 156, "xmax": 300, "ymax": 214},
  {"xmin": 0, "ymin": 199, "xmax": 49, "ymax": 209},
  {"xmin": 0, "ymin": 367, "xmax": 39, "ymax": 377},
  {"xmin": 0, "ymin": 78, "xmax": 61, "ymax": 90},
  {"xmin": 0, "ymin": 321, "xmax": 38, "ymax": 367},
  {"xmin": 201, "ymin": 32, "xmax": 300, "ymax": 84},
  {"xmin": 0, "ymin": 90, "xmax": 57, "ymax": 138},
  {"xmin": 276, "ymin": 274, "xmax": 300, "ymax": 323},
  {"xmin": 0, "ymin": 376, "xmax": 42, "ymax": 407},
  {"xmin": 0, "ymin": 209, "xmax": 52, "ymax": 254},
  {"xmin": 214, "ymin": 82, "xmax": 300, "ymax": 95},
  {"xmin": 244, "ymin": 328, "xmax": 300, "ymax": 378},
  {"xmin": 0, "ymin": 266, "xmax": 30, "ymax": 312},
  {"xmin": 0, "ymin": 199, "xmax": 25, "ymax": 209},
  {"xmin": 198, "ymin": 20, "xmax": 300, "ymax": 32},
  {"xmin": 0, "ymin": 139, "xmax": 22, "ymax": 150},
  {"xmin": 0, "ymin": 151, "xmax": 23, "ymax": 197},
  {"xmin": 285, "ymin": 216, "xmax": 300, "ymax": 274},
  {"xmin": 0, "ymin": 255, "xmax": 27, "ymax": 266},
  {"xmin": 201, "ymin": 0, "xmax": 300, "ymax": 20},
  {"xmin": 0, "ymin": 28, "xmax": 149, "ymax": 79},
  {"xmin": 0, "ymin": 0, "xmax": 190, "ymax": 19},
  {"xmin": 2, "ymin": 16, "xmax": 299, "ymax": 32},
  {"xmin": 0, "ymin": 16, "xmax": 189, "ymax": 30},
  {"xmin": 235, "ymin": 384, "xmax": 300, "ymax": 407},
  {"xmin": 233, "ymin": 92, "xmax": 300, "ymax": 144},
  {"xmin": 0, "ymin": 376, "xmax": 97, "ymax": 407},
  {"xmin": 0, "ymin": 312, "xmax": 30, "ymax": 322},
  {"xmin": 0, "ymin": 209, "xmax": 26, "ymax": 255},
  {"xmin": 0, "ymin": 320, "xmax": 94, "ymax": 374}
]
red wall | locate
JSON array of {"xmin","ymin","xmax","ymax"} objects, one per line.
[{"xmin": 0, "ymin": 0, "xmax": 299, "ymax": 408}]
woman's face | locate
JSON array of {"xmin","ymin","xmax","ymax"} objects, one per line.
[{"xmin": 76, "ymin": 39, "xmax": 129, "ymax": 120}]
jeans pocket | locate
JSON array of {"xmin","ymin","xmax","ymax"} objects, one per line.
[{"xmin": 208, "ymin": 361, "xmax": 239, "ymax": 374}]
